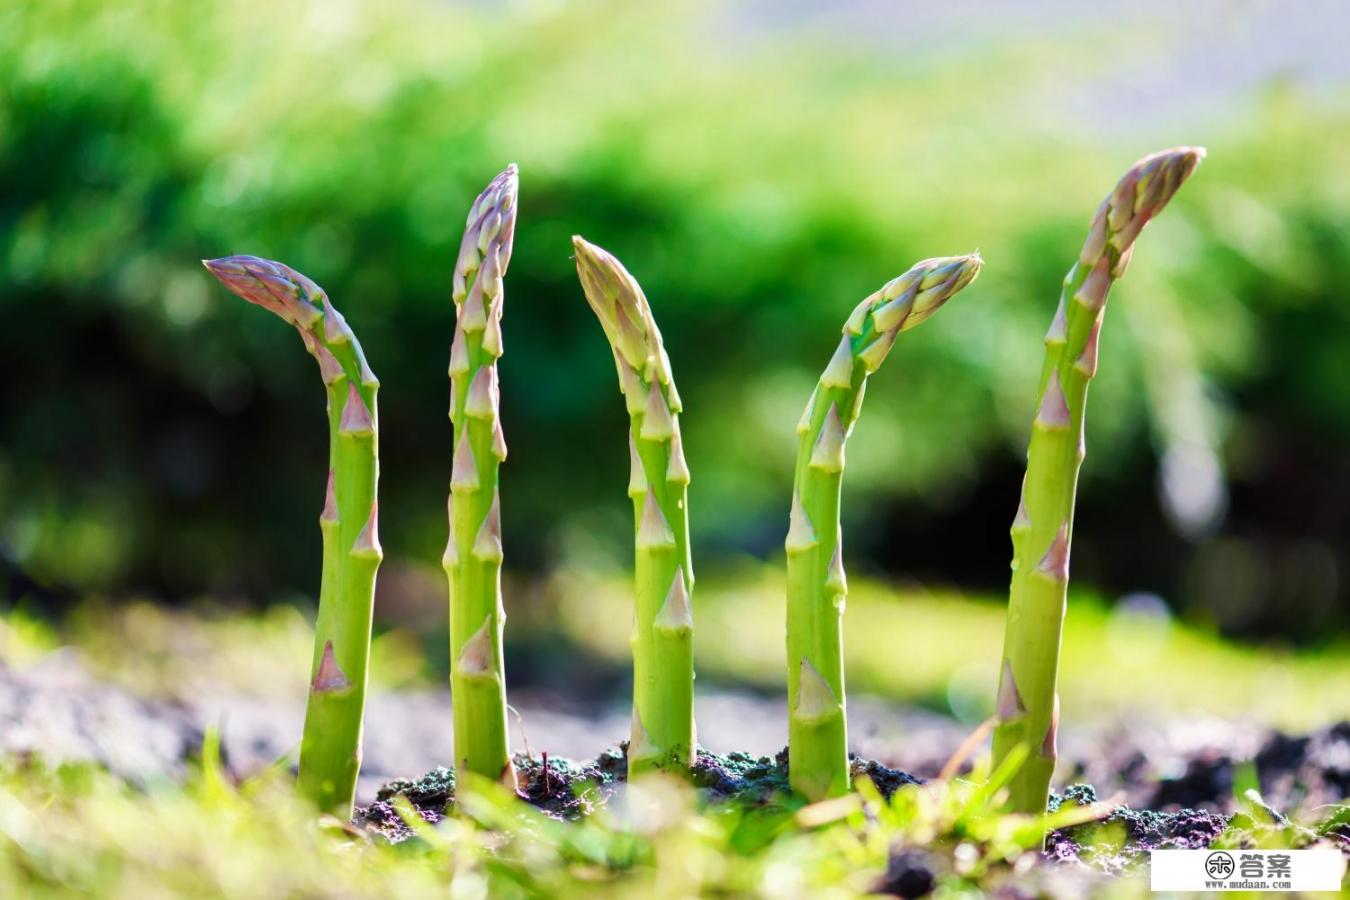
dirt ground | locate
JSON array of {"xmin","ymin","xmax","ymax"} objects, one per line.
[{"xmin": 3, "ymin": 651, "xmax": 1345, "ymax": 824}]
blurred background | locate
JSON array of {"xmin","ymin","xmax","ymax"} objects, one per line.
[{"xmin": 2, "ymin": 0, "xmax": 1349, "ymax": 736}]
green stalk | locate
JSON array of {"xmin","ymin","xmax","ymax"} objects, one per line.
[
  {"xmin": 572, "ymin": 236, "xmax": 695, "ymax": 777},
  {"xmin": 447, "ymin": 165, "xmax": 519, "ymax": 791},
  {"xmin": 204, "ymin": 255, "xmax": 381, "ymax": 818},
  {"xmin": 992, "ymin": 147, "xmax": 1205, "ymax": 819},
  {"xmin": 786, "ymin": 254, "xmax": 982, "ymax": 801}
]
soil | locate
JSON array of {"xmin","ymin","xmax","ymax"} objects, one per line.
[
  {"xmin": 354, "ymin": 745, "xmax": 920, "ymax": 838},
  {"xmin": 3, "ymin": 653, "xmax": 1345, "ymax": 874},
  {"xmin": 354, "ymin": 728, "xmax": 1346, "ymax": 876},
  {"xmin": 1044, "ymin": 784, "xmax": 1231, "ymax": 872}
]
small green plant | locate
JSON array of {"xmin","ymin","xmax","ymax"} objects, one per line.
[
  {"xmin": 203, "ymin": 255, "xmax": 382, "ymax": 818},
  {"xmin": 446, "ymin": 166, "xmax": 519, "ymax": 790},
  {"xmin": 992, "ymin": 147, "xmax": 1205, "ymax": 822},
  {"xmin": 785, "ymin": 255, "xmax": 983, "ymax": 800},
  {"xmin": 573, "ymin": 236, "xmax": 696, "ymax": 776}
]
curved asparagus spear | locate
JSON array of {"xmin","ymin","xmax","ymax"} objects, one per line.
[
  {"xmin": 203, "ymin": 255, "xmax": 381, "ymax": 818},
  {"xmin": 993, "ymin": 147, "xmax": 1205, "ymax": 819},
  {"xmin": 787, "ymin": 254, "xmax": 982, "ymax": 800},
  {"xmin": 447, "ymin": 165, "xmax": 519, "ymax": 790},
  {"xmin": 573, "ymin": 236, "xmax": 695, "ymax": 776}
]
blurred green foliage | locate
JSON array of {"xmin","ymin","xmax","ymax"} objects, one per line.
[{"xmin": 2, "ymin": 0, "xmax": 1349, "ymax": 638}]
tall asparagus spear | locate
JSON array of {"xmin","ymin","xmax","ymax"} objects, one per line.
[
  {"xmin": 573, "ymin": 236, "xmax": 695, "ymax": 777},
  {"xmin": 992, "ymin": 147, "xmax": 1205, "ymax": 819},
  {"xmin": 787, "ymin": 254, "xmax": 983, "ymax": 800},
  {"xmin": 447, "ymin": 165, "xmax": 519, "ymax": 790},
  {"xmin": 203, "ymin": 255, "xmax": 381, "ymax": 818}
]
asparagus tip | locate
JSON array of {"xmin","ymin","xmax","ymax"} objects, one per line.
[
  {"xmin": 467, "ymin": 164, "xmax": 519, "ymax": 226},
  {"xmin": 572, "ymin": 237, "xmax": 663, "ymax": 376},
  {"xmin": 201, "ymin": 256, "xmax": 243, "ymax": 276},
  {"xmin": 1089, "ymin": 146, "xmax": 1207, "ymax": 263},
  {"xmin": 203, "ymin": 254, "xmax": 330, "ymax": 331},
  {"xmin": 872, "ymin": 252, "xmax": 984, "ymax": 338},
  {"xmin": 455, "ymin": 165, "xmax": 519, "ymax": 303}
]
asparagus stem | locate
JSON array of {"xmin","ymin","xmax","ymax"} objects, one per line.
[
  {"xmin": 786, "ymin": 254, "xmax": 982, "ymax": 800},
  {"xmin": 447, "ymin": 165, "xmax": 519, "ymax": 791},
  {"xmin": 993, "ymin": 147, "xmax": 1205, "ymax": 820},
  {"xmin": 573, "ymin": 236, "xmax": 695, "ymax": 777},
  {"xmin": 203, "ymin": 255, "xmax": 381, "ymax": 818}
]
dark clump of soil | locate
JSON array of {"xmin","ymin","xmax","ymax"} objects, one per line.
[
  {"xmin": 1147, "ymin": 748, "xmax": 1233, "ymax": 810},
  {"xmin": 1255, "ymin": 720, "xmax": 1349, "ymax": 809},
  {"xmin": 873, "ymin": 847, "xmax": 940, "ymax": 898},
  {"xmin": 690, "ymin": 748, "xmax": 791, "ymax": 799},
  {"xmin": 356, "ymin": 744, "xmax": 923, "ymax": 840},
  {"xmin": 689, "ymin": 747, "xmax": 921, "ymax": 801},
  {"xmin": 851, "ymin": 755, "xmax": 923, "ymax": 799},
  {"xmin": 1046, "ymin": 784, "xmax": 1232, "ymax": 873},
  {"xmin": 1144, "ymin": 720, "xmax": 1350, "ymax": 813},
  {"xmin": 375, "ymin": 765, "xmax": 456, "ymax": 811},
  {"xmin": 364, "ymin": 753, "xmax": 624, "ymax": 829},
  {"xmin": 357, "ymin": 797, "xmax": 445, "ymax": 842},
  {"xmin": 514, "ymin": 753, "xmax": 614, "ymax": 818}
]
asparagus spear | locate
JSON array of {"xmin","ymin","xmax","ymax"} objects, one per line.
[
  {"xmin": 787, "ymin": 254, "xmax": 983, "ymax": 800},
  {"xmin": 572, "ymin": 236, "xmax": 695, "ymax": 776},
  {"xmin": 992, "ymin": 147, "xmax": 1205, "ymax": 819},
  {"xmin": 203, "ymin": 255, "xmax": 381, "ymax": 818},
  {"xmin": 447, "ymin": 165, "xmax": 519, "ymax": 791}
]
